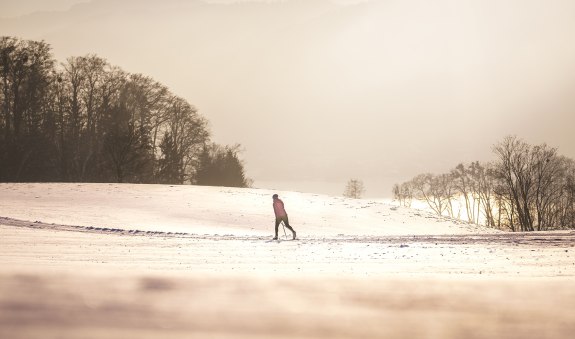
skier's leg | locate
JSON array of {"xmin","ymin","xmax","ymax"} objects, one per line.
[
  {"xmin": 283, "ymin": 216, "xmax": 296, "ymax": 239},
  {"xmin": 273, "ymin": 218, "xmax": 280, "ymax": 239}
]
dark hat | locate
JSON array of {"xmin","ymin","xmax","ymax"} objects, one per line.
[{"xmin": 272, "ymin": 194, "xmax": 278, "ymax": 199}]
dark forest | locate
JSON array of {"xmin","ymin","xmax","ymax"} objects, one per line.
[{"xmin": 0, "ymin": 37, "xmax": 249, "ymax": 187}]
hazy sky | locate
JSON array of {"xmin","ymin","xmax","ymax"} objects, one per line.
[
  {"xmin": 2, "ymin": 0, "xmax": 574, "ymax": 197},
  {"xmin": 0, "ymin": 0, "xmax": 88, "ymax": 18}
]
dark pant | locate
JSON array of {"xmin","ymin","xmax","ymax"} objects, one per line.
[{"xmin": 275, "ymin": 215, "xmax": 295, "ymax": 237}]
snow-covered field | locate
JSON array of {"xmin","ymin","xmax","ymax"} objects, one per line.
[
  {"xmin": 0, "ymin": 183, "xmax": 494, "ymax": 236},
  {"xmin": 1, "ymin": 183, "xmax": 574, "ymax": 339}
]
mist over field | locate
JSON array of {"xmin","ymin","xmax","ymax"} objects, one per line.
[{"xmin": 2, "ymin": 0, "xmax": 575, "ymax": 196}]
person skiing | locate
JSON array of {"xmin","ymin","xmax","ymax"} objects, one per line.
[{"xmin": 272, "ymin": 194, "xmax": 296, "ymax": 240}]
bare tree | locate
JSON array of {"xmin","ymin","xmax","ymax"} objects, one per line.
[
  {"xmin": 492, "ymin": 136, "xmax": 572, "ymax": 231},
  {"xmin": 530, "ymin": 146, "xmax": 567, "ymax": 230},
  {"xmin": 0, "ymin": 37, "xmax": 55, "ymax": 180},
  {"xmin": 410, "ymin": 173, "xmax": 453, "ymax": 217},
  {"xmin": 392, "ymin": 182, "xmax": 413, "ymax": 207},
  {"xmin": 156, "ymin": 96, "xmax": 209, "ymax": 184},
  {"xmin": 493, "ymin": 136, "xmax": 535, "ymax": 231},
  {"xmin": 561, "ymin": 160, "xmax": 575, "ymax": 227},
  {"xmin": 451, "ymin": 163, "xmax": 474, "ymax": 222},
  {"xmin": 344, "ymin": 179, "xmax": 365, "ymax": 199},
  {"xmin": 474, "ymin": 162, "xmax": 498, "ymax": 227},
  {"xmin": 392, "ymin": 136, "xmax": 575, "ymax": 231}
]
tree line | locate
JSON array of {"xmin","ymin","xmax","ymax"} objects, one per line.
[
  {"xmin": 1, "ymin": 36, "xmax": 249, "ymax": 187},
  {"xmin": 393, "ymin": 136, "xmax": 575, "ymax": 231}
]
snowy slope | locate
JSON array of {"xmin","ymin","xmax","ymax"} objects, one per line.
[
  {"xmin": 3, "ymin": 182, "xmax": 575, "ymax": 339},
  {"xmin": 0, "ymin": 183, "xmax": 495, "ymax": 236}
]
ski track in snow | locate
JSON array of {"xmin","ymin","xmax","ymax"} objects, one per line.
[{"xmin": 1, "ymin": 216, "xmax": 574, "ymax": 247}]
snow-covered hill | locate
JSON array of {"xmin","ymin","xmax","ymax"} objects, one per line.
[{"xmin": 0, "ymin": 182, "xmax": 495, "ymax": 236}]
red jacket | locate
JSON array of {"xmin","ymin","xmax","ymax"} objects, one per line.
[{"xmin": 273, "ymin": 198, "xmax": 287, "ymax": 218}]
